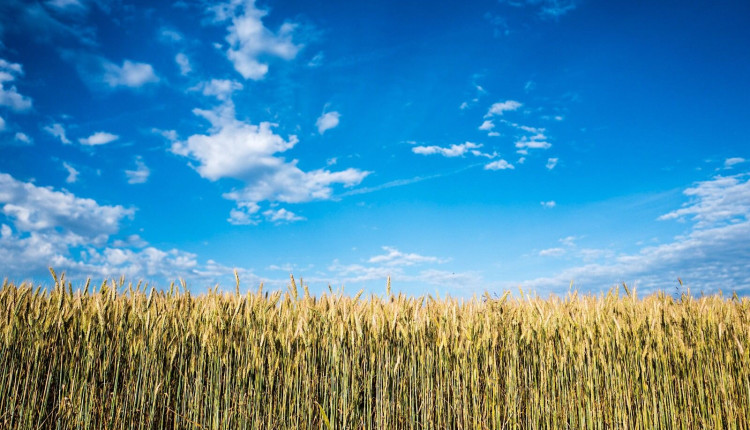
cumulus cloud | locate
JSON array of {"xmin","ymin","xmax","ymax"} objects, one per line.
[
  {"xmin": 263, "ymin": 207, "xmax": 304, "ymax": 223},
  {"xmin": 413, "ymin": 141, "xmax": 482, "ymax": 157},
  {"xmin": 0, "ymin": 58, "xmax": 33, "ymax": 111},
  {"xmin": 62, "ymin": 162, "xmax": 79, "ymax": 183},
  {"xmin": 0, "ymin": 172, "xmax": 256, "ymax": 286},
  {"xmin": 0, "ymin": 172, "xmax": 133, "ymax": 238},
  {"xmin": 316, "ymin": 111, "xmax": 340, "ymax": 134},
  {"xmin": 515, "ymin": 132, "xmax": 551, "ymax": 150},
  {"xmin": 44, "ymin": 123, "xmax": 71, "ymax": 144},
  {"xmin": 194, "ymin": 79, "xmax": 243, "ymax": 101},
  {"xmin": 125, "ymin": 157, "xmax": 150, "ymax": 184},
  {"xmin": 79, "ymin": 131, "xmax": 118, "ymax": 145},
  {"xmin": 211, "ymin": 0, "xmax": 302, "ymax": 80},
  {"xmin": 485, "ymin": 100, "xmax": 521, "ymax": 117},
  {"xmin": 541, "ymin": 200, "xmax": 556, "ymax": 208},
  {"xmin": 102, "ymin": 59, "xmax": 159, "ymax": 88},
  {"xmin": 484, "ymin": 159, "xmax": 514, "ymax": 170},
  {"xmin": 478, "ymin": 120, "xmax": 494, "ymax": 131},
  {"xmin": 521, "ymin": 173, "xmax": 750, "ymax": 295},
  {"xmin": 171, "ymin": 101, "xmax": 369, "ymax": 222}
]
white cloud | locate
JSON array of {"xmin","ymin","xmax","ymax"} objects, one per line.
[
  {"xmin": 46, "ymin": 0, "xmax": 85, "ymax": 11},
  {"xmin": 546, "ymin": 157, "xmax": 558, "ymax": 170},
  {"xmin": 484, "ymin": 159, "xmax": 514, "ymax": 170},
  {"xmin": 194, "ymin": 79, "xmax": 243, "ymax": 101},
  {"xmin": 478, "ymin": 120, "xmax": 495, "ymax": 131},
  {"xmin": 160, "ymin": 28, "xmax": 183, "ymax": 43},
  {"xmin": 151, "ymin": 128, "xmax": 178, "ymax": 142},
  {"xmin": 521, "ymin": 173, "xmax": 750, "ymax": 294},
  {"xmin": 175, "ymin": 53, "xmax": 192, "ymax": 75},
  {"xmin": 485, "ymin": 100, "xmax": 521, "ymax": 117},
  {"xmin": 125, "ymin": 157, "xmax": 150, "ymax": 184},
  {"xmin": 44, "ymin": 123, "xmax": 71, "ymax": 144},
  {"xmin": 79, "ymin": 131, "xmax": 118, "ymax": 146},
  {"xmin": 0, "ymin": 172, "xmax": 133, "ymax": 238},
  {"xmin": 171, "ymin": 101, "xmax": 369, "ymax": 220},
  {"xmin": 541, "ymin": 200, "xmax": 556, "ymax": 208},
  {"xmin": 102, "ymin": 59, "xmax": 159, "ymax": 88},
  {"xmin": 515, "ymin": 133, "xmax": 551, "ymax": 150},
  {"xmin": 62, "ymin": 162, "xmax": 79, "ymax": 183},
  {"xmin": 539, "ymin": 247, "xmax": 565, "ymax": 257},
  {"xmin": 325, "ymin": 247, "xmax": 479, "ymax": 290},
  {"xmin": 212, "ymin": 0, "xmax": 302, "ymax": 80},
  {"xmin": 500, "ymin": 0, "xmax": 578, "ymax": 19},
  {"xmin": 316, "ymin": 111, "xmax": 340, "ymax": 134},
  {"xmin": 368, "ymin": 246, "xmax": 444, "ymax": 266},
  {"xmin": 263, "ymin": 207, "xmax": 304, "ymax": 223},
  {"xmin": 308, "ymin": 52, "xmax": 324, "ymax": 67},
  {"xmin": 459, "ymin": 101, "xmax": 469, "ymax": 110},
  {"xmin": 0, "ymin": 172, "xmax": 255, "ymax": 286},
  {"xmin": 413, "ymin": 141, "xmax": 482, "ymax": 157},
  {"xmin": 0, "ymin": 58, "xmax": 33, "ymax": 111},
  {"xmin": 13, "ymin": 132, "xmax": 31, "ymax": 144},
  {"xmin": 725, "ymin": 157, "xmax": 745, "ymax": 169},
  {"xmin": 0, "ymin": 116, "xmax": 5, "ymax": 131},
  {"xmin": 658, "ymin": 173, "xmax": 750, "ymax": 228},
  {"xmin": 228, "ymin": 203, "xmax": 260, "ymax": 225}
]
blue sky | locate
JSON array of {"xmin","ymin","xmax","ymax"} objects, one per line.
[{"xmin": 1, "ymin": 0, "xmax": 749, "ymax": 296}]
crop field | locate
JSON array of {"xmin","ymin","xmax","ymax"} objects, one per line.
[{"xmin": 1, "ymin": 272, "xmax": 749, "ymax": 429}]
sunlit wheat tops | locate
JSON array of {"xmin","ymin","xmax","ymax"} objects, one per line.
[{"xmin": 1, "ymin": 270, "xmax": 749, "ymax": 429}]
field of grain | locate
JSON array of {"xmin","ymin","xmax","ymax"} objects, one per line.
[{"xmin": 1, "ymin": 271, "xmax": 749, "ymax": 429}]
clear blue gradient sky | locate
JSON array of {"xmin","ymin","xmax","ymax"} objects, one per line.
[{"xmin": 1, "ymin": 0, "xmax": 749, "ymax": 296}]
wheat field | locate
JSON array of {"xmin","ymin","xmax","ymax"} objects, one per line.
[{"xmin": 1, "ymin": 270, "xmax": 749, "ymax": 429}]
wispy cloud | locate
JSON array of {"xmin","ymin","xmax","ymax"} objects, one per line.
[
  {"xmin": 725, "ymin": 157, "xmax": 746, "ymax": 169},
  {"xmin": 44, "ymin": 123, "xmax": 71, "ymax": 144},
  {"xmin": 13, "ymin": 132, "xmax": 31, "ymax": 145},
  {"xmin": 64, "ymin": 52, "xmax": 159, "ymax": 90},
  {"xmin": 521, "ymin": 173, "xmax": 750, "ymax": 294},
  {"xmin": 499, "ymin": 0, "xmax": 578, "ymax": 20},
  {"xmin": 175, "ymin": 53, "xmax": 192, "ymax": 75},
  {"xmin": 368, "ymin": 246, "xmax": 446, "ymax": 266},
  {"xmin": 62, "ymin": 162, "xmax": 79, "ymax": 183},
  {"xmin": 540, "ymin": 200, "xmax": 556, "ymax": 208},
  {"xmin": 125, "ymin": 157, "xmax": 150, "ymax": 184},
  {"xmin": 546, "ymin": 157, "xmax": 558, "ymax": 170}
]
